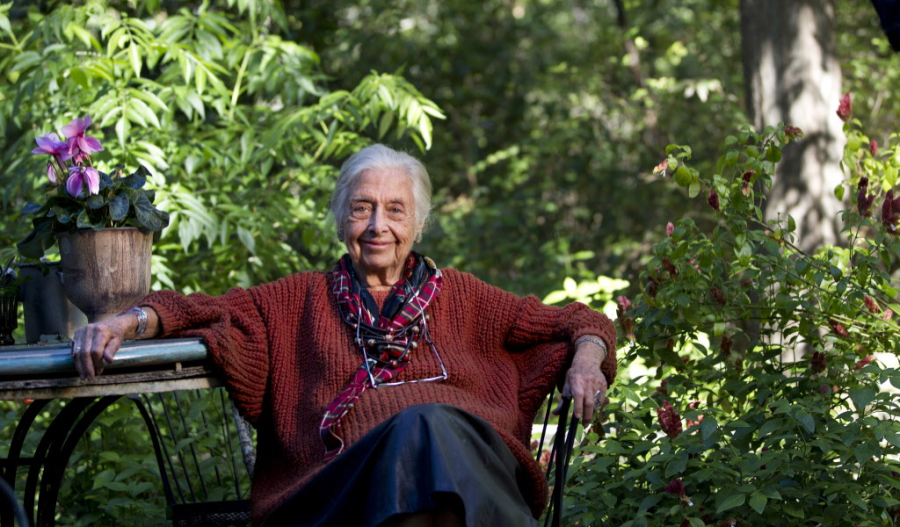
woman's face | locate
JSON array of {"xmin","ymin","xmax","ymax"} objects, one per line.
[{"xmin": 342, "ymin": 167, "xmax": 420, "ymax": 286}]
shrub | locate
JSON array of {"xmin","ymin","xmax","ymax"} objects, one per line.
[{"xmin": 563, "ymin": 106, "xmax": 900, "ymax": 526}]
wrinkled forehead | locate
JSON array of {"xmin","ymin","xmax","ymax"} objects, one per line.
[{"xmin": 347, "ymin": 167, "xmax": 416, "ymax": 204}]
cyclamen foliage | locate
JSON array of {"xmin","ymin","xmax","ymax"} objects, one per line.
[
  {"xmin": 18, "ymin": 115, "xmax": 170, "ymax": 259},
  {"xmin": 562, "ymin": 109, "xmax": 900, "ymax": 526}
]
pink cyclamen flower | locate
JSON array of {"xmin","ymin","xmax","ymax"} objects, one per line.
[
  {"xmin": 666, "ymin": 222, "xmax": 675, "ymax": 238},
  {"xmin": 32, "ymin": 132, "xmax": 73, "ymax": 160},
  {"xmin": 61, "ymin": 115, "xmax": 104, "ymax": 156},
  {"xmin": 66, "ymin": 166, "xmax": 100, "ymax": 197},
  {"xmin": 870, "ymin": 140, "xmax": 879, "ymax": 157},
  {"xmin": 837, "ymin": 92, "xmax": 852, "ymax": 123},
  {"xmin": 45, "ymin": 162, "xmax": 56, "ymax": 184}
]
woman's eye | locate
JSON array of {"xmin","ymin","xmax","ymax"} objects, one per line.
[{"xmin": 351, "ymin": 205, "xmax": 370, "ymax": 217}]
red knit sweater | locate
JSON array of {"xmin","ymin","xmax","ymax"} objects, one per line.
[{"xmin": 141, "ymin": 268, "xmax": 617, "ymax": 525}]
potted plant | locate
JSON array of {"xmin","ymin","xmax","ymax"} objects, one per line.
[{"xmin": 18, "ymin": 115, "xmax": 170, "ymax": 323}]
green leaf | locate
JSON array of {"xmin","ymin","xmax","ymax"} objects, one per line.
[
  {"xmin": 16, "ymin": 222, "xmax": 54, "ymax": 259},
  {"xmin": 122, "ymin": 166, "xmax": 148, "ymax": 190},
  {"xmin": 22, "ymin": 201, "xmax": 43, "ymax": 215},
  {"xmin": 766, "ymin": 145, "xmax": 782, "ymax": 162},
  {"xmin": 854, "ymin": 442, "xmax": 879, "ymax": 464},
  {"xmin": 885, "ymin": 433, "xmax": 900, "ymax": 449},
  {"xmin": 638, "ymin": 494, "xmax": 663, "ymax": 513},
  {"xmin": 99, "ymin": 171, "xmax": 114, "ymax": 191},
  {"xmin": 847, "ymin": 491, "xmax": 868, "ymax": 511},
  {"xmin": 849, "ymin": 386, "xmax": 877, "ymax": 410},
  {"xmin": 794, "ymin": 410, "xmax": 815, "ymax": 433},
  {"xmin": 829, "ymin": 265, "xmax": 842, "ymax": 281},
  {"xmin": 716, "ymin": 492, "xmax": 745, "ymax": 514},
  {"xmin": 688, "ymin": 178, "xmax": 701, "ymax": 198},
  {"xmin": 783, "ymin": 500, "xmax": 804, "ymax": 518},
  {"xmin": 834, "ymin": 183, "xmax": 845, "ymax": 201},
  {"xmin": 749, "ymin": 492, "xmax": 767, "ymax": 514},
  {"xmin": 86, "ymin": 195, "xmax": 105, "ymax": 210},
  {"xmin": 76, "ymin": 209, "xmax": 92, "ymax": 229},
  {"xmin": 674, "ymin": 166, "xmax": 691, "ymax": 187},
  {"xmin": 109, "ymin": 193, "xmax": 130, "ymax": 221},
  {"xmin": 128, "ymin": 189, "xmax": 169, "ymax": 231},
  {"xmin": 700, "ymin": 416, "xmax": 717, "ymax": 440},
  {"xmin": 788, "ymin": 215, "xmax": 796, "ymax": 233},
  {"xmin": 128, "ymin": 43, "xmax": 141, "ymax": 77},
  {"xmin": 51, "ymin": 205, "xmax": 74, "ymax": 223},
  {"xmin": 378, "ymin": 110, "xmax": 394, "ymax": 139},
  {"xmin": 664, "ymin": 456, "xmax": 687, "ymax": 477},
  {"xmin": 758, "ymin": 418, "xmax": 783, "ymax": 437},
  {"xmin": 116, "ymin": 116, "xmax": 130, "ymax": 150}
]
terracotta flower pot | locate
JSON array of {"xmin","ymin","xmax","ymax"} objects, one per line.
[{"xmin": 57, "ymin": 227, "xmax": 153, "ymax": 323}]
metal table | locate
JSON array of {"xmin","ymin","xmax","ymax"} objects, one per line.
[{"xmin": 0, "ymin": 339, "xmax": 219, "ymax": 527}]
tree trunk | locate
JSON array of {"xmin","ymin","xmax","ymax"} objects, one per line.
[{"xmin": 741, "ymin": 0, "xmax": 844, "ymax": 253}]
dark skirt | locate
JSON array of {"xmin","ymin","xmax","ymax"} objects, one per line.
[{"xmin": 261, "ymin": 403, "xmax": 538, "ymax": 527}]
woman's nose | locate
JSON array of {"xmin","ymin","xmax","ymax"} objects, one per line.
[{"xmin": 367, "ymin": 207, "xmax": 386, "ymax": 232}]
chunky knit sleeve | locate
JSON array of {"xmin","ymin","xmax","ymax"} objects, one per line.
[
  {"xmin": 139, "ymin": 274, "xmax": 311, "ymax": 425},
  {"xmin": 445, "ymin": 269, "xmax": 617, "ymax": 384}
]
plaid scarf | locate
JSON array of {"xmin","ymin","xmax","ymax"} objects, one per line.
[{"xmin": 320, "ymin": 252, "xmax": 443, "ymax": 459}]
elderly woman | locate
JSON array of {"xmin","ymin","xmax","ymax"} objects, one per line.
[{"xmin": 71, "ymin": 144, "xmax": 617, "ymax": 527}]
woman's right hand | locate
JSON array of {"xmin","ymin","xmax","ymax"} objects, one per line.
[
  {"xmin": 71, "ymin": 315, "xmax": 133, "ymax": 380},
  {"xmin": 71, "ymin": 307, "xmax": 159, "ymax": 380}
]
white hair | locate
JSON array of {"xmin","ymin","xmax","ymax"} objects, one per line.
[{"xmin": 330, "ymin": 144, "xmax": 433, "ymax": 237}]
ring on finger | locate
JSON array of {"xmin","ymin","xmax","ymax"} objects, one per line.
[{"xmin": 593, "ymin": 390, "xmax": 604, "ymax": 411}]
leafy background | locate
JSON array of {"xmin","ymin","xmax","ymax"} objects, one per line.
[{"xmin": 1, "ymin": 0, "xmax": 900, "ymax": 525}]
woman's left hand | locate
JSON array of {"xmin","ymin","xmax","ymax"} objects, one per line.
[{"xmin": 555, "ymin": 337, "xmax": 609, "ymax": 424}]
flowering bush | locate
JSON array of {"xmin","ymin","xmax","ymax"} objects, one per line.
[
  {"xmin": 562, "ymin": 95, "xmax": 900, "ymax": 526},
  {"xmin": 17, "ymin": 115, "xmax": 169, "ymax": 259}
]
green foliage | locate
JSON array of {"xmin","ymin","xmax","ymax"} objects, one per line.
[
  {"xmin": 0, "ymin": 0, "xmax": 443, "ymax": 294},
  {"xmin": 563, "ymin": 121, "xmax": 900, "ymax": 526},
  {"xmin": 0, "ymin": 390, "xmax": 250, "ymax": 527},
  {"xmin": 294, "ymin": 0, "xmax": 745, "ymax": 294},
  {"xmin": 17, "ymin": 165, "xmax": 169, "ymax": 259}
]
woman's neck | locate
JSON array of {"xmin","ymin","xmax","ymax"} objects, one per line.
[{"xmin": 351, "ymin": 262, "xmax": 403, "ymax": 291}]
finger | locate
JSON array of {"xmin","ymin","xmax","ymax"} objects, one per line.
[
  {"xmin": 570, "ymin": 381, "xmax": 586, "ymax": 420},
  {"xmin": 99, "ymin": 334, "xmax": 122, "ymax": 375},
  {"xmin": 74, "ymin": 327, "xmax": 96, "ymax": 380},
  {"xmin": 80, "ymin": 325, "xmax": 98, "ymax": 380},
  {"xmin": 551, "ymin": 397, "xmax": 563, "ymax": 416},
  {"xmin": 89, "ymin": 325, "xmax": 112, "ymax": 377}
]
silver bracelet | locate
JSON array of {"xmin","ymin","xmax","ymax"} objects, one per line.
[
  {"xmin": 575, "ymin": 336, "xmax": 608, "ymax": 359},
  {"xmin": 123, "ymin": 307, "xmax": 148, "ymax": 336}
]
